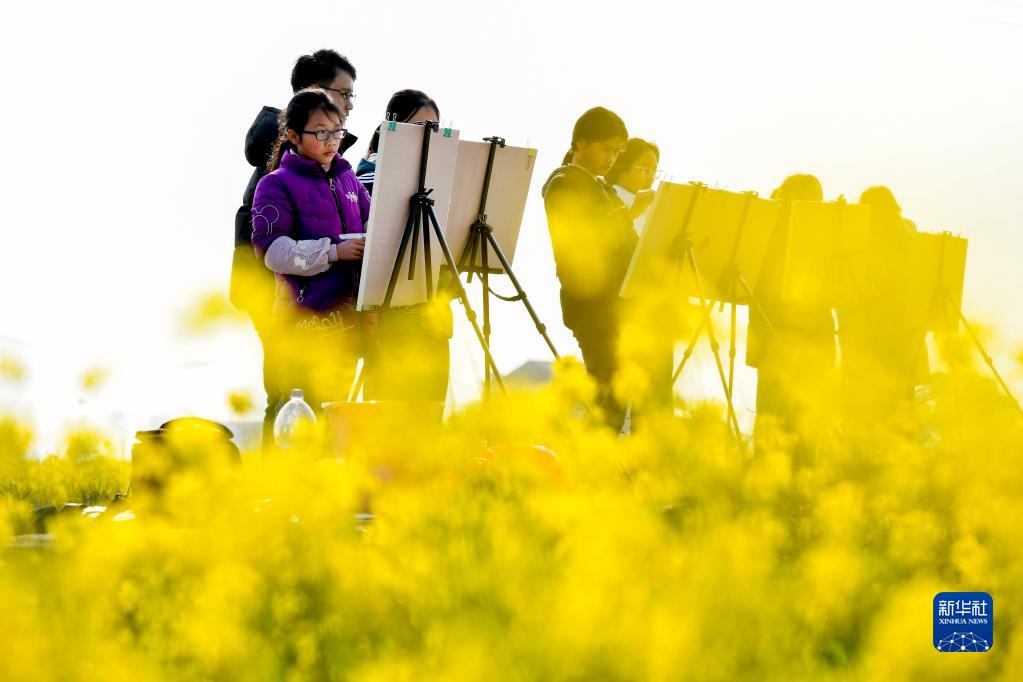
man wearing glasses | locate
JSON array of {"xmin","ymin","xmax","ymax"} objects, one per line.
[{"xmin": 231, "ymin": 49, "xmax": 359, "ymax": 450}]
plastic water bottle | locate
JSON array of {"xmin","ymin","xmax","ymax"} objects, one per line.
[{"xmin": 273, "ymin": 389, "xmax": 317, "ymax": 448}]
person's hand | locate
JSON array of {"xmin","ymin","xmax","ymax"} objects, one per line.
[
  {"xmin": 337, "ymin": 238, "xmax": 365, "ymax": 260},
  {"xmin": 631, "ymin": 189, "xmax": 655, "ymax": 217}
]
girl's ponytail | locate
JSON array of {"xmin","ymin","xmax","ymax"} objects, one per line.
[
  {"xmin": 562, "ymin": 148, "xmax": 574, "ymax": 166},
  {"xmin": 267, "ymin": 135, "xmax": 294, "ymax": 174}
]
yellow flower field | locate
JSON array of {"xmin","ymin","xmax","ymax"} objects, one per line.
[{"xmin": 1, "ymin": 332, "xmax": 1020, "ymax": 681}]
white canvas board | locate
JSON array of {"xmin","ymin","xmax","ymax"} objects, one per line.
[
  {"xmin": 620, "ymin": 181, "xmax": 701, "ymax": 298},
  {"xmin": 357, "ymin": 121, "xmax": 461, "ymax": 310},
  {"xmin": 445, "ymin": 140, "xmax": 536, "ymax": 272},
  {"xmin": 782, "ymin": 201, "xmax": 871, "ymax": 307},
  {"xmin": 677, "ymin": 188, "xmax": 781, "ymax": 302}
]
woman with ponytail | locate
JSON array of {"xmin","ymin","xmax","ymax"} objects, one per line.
[
  {"xmin": 542, "ymin": 107, "xmax": 636, "ymax": 431},
  {"xmin": 747, "ymin": 174, "xmax": 834, "ymax": 442},
  {"xmin": 233, "ymin": 49, "xmax": 360, "ymax": 449},
  {"xmin": 838, "ymin": 186, "xmax": 929, "ymax": 417},
  {"xmin": 355, "ymin": 89, "xmax": 451, "ymax": 406},
  {"xmin": 251, "ymin": 88, "xmax": 371, "ymax": 417}
]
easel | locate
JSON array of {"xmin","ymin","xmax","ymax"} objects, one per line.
[
  {"xmin": 912, "ymin": 232, "xmax": 1022, "ymax": 417},
  {"xmin": 350, "ymin": 122, "xmax": 507, "ymax": 400},
  {"xmin": 714, "ymin": 191, "xmax": 781, "ymax": 408},
  {"xmin": 456, "ymin": 136, "xmax": 559, "ymax": 398},
  {"xmin": 662, "ymin": 183, "xmax": 743, "ymax": 440}
]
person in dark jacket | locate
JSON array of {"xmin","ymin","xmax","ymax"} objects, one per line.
[
  {"xmin": 232, "ymin": 49, "xmax": 359, "ymax": 446},
  {"xmin": 542, "ymin": 107, "xmax": 636, "ymax": 431},
  {"xmin": 355, "ymin": 90, "xmax": 452, "ymax": 405},
  {"xmin": 838, "ymin": 186, "xmax": 929, "ymax": 418}
]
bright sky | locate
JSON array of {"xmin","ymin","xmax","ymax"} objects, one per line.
[{"xmin": 2, "ymin": 0, "xmax": 1022, "ymax": 454}]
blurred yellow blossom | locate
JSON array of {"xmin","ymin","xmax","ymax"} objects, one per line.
[{"xmin": 1, "ymin": 302, "xmax": 1022, "ymax": 681}]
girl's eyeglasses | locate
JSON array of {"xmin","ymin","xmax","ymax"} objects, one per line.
[
  {"xmin": 301, "ymin": 129, "xmax": 348, "ymax": 142},
  {"xmin": 634, "ymin": 166, "xmax": 665, "ymax": 179}
]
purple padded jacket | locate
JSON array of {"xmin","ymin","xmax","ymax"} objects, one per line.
[{"xmin": 252, "ymin": 150, "xmax": 371, "ymax": 312}]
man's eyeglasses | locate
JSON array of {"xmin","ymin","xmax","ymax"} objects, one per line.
[
  {"xmin": 302, "ymin": 128, "xmax": 348, "ymax": 142},
  {"xmin": 320, "ymin": 86, "xmax": 356, "ymax": 104}
]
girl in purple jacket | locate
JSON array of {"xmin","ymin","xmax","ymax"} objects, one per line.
[{"xmin": 252, "ymin": 88, "xmax": 371, "ymax": 414}]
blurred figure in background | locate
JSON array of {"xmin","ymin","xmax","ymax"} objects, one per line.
[
  {"xmin": 748, "ymin": 174, "xmax": 836, "ymax": 443},
  {"xmin": 838, "ymin": 186, "xmax": 929, "ymax": 417},
  {"xmin": 606, "ymin": 138, "xmax": 674, "ymax": 428}
]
